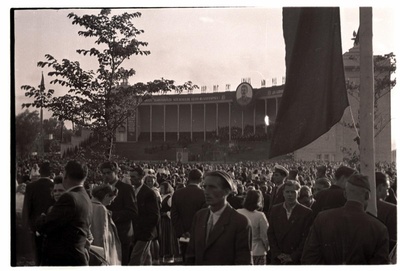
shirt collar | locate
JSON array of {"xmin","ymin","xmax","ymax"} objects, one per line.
[
  {"xmin": 66, "ymin": 184, "xmax": 84, "ymax": 193},
  {"xmin": 135, "ymin": 183, "xmax": 144, "ymax": 195},
  {"xmin": 210, "ymin": 203, "xmax": 228, "ymax": 216}
]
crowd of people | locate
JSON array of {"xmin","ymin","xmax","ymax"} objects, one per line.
[{"xmin": 14, "ymin": 156, "xmax": 397, "ymax": 266}]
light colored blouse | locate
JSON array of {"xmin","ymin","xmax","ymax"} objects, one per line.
[{"xmin": 237, "ymin": 208, "xmax": 269, "ymax": 256}]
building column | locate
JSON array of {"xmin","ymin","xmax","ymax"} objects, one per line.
[
  {"xmin": 253, "ymin": 105, "xmax": 256, "ymax": 135},
  {"xmin": 177, "ymin": 104, "xmax": 180, "ymax": 141},
  {"xmin": 190, "ymin": 104, "xmax": 193, "ymax": 141},
  {"xmin": 204, "ymin": 104, "xmax": 206, "ymax": 142},
  {"xmin": 275, "ymin": 97, "xmax": 279, "ymax": 118},
  {"xmin": 216, "ymin": 103, "xmax": 219, "ymax": 136},
  {"xmin": 150, "ymin": 105, "xmax": 153, "ymax": 142},
  {"xmin": 264, "ymin": 99, "xmax": 268, "ymax": 134},
  {"xmin": 163, "ymin": 104, "xmax": 166, "ymax": 142},
  {"xmin": 228, "ymin": 102, "xmax": 231, "ymax": 141}
]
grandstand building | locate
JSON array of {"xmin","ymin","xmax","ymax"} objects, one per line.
[{"xmin": 114, "ymin": 44, "xmax": 394, "ymax": 163}]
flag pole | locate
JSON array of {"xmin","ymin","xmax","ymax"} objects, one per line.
[
  {"xmin": 40, "ymin": 72, "xmax": 45, "ymax": 156},
  {"xmin": 359, "ymin": 7, "xmax": 377, "ymax": 216}
]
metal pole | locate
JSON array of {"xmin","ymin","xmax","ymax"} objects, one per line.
[{"xmin": 359, "ymin": 7, "xmax": 376, "ymax": 216}]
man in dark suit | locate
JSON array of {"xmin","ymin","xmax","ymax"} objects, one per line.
[
  {"xmin": 268, "ymin": 165, "xmax": 289, "ymax": 215},
  {"xmin": 301, "ymin": 174, "xmax": 389, "ymax": 264},
  {"xmin": 267, "ymin": 180, "xmax": 313, "ymax": 264},
  {"xmin": 311, "ymin": 165, "xmax": 356, "ymax": 217},
  {"xmin": 38, "ymin": 160, "xmax": 92, "ymax": 266},
  {"xmin": 100, "ymin": 161, "xmax": 138, "ymax": 265},
  {"xmin": 171, "ymin": 168, "xmax": 206, "ymax": 262},
  {"xmin": 22, "ymin": 160, "xmax": 55, "ymax": 265},
  {"xmin": 185, "ymin": 170, "xmax": 252, "ymax": 265},
  {"xmin": 375, "ymin": 172, "xmax": 397, "ymax": 256},
  {"xmin": 128, "ymin": 166, "xmax": 160, "ymax": 265}
]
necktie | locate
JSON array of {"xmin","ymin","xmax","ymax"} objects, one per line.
[{"xmin": 206, "ymin": 212, "xmax": 214, "ymax": 243}]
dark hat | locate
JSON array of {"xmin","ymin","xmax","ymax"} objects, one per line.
[
  {"xmin": 347, "ymin": 174, "xmax": 371, "ymax": 192},
  {"xmin": 205, "ymin": 170, "xmax": 234, "ymax": 191},
  {"xmin": 274, "ymin": 165, "xmax": 289, "ymax": 177}
]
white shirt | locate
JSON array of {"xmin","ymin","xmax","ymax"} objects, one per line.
[
  {"xmin": 283, "ymin": 202, "xmax": 297, "ymax": 219},
  {"xmin": 209, "ymin": 204, "xmax": 228, "ymax": 227}
]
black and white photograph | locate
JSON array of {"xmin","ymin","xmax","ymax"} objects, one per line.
[{"xmin": 8, "ymin": 0, "xmax": 399, "ymax": 268}]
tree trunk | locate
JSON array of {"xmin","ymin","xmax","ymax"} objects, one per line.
[{"xmin": 107, "ymin": 135, "xmax": 114, "ymax": 160}]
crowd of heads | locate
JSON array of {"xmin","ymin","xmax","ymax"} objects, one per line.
[{"xmin": 15, "ymin": 154, "xmax": 397, "ymax": 208}]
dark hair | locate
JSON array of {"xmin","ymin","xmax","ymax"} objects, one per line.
[
  {"xmin": 243, "ymin": 190, "xmax": 263, "ymax": 211},
  {"xmin": 92, "ymin": 184, "xmax": 118, "ymax": 202},
  {"xmin": 39, "ymin": 161, "xmax": 52, "ymax": 177},
  {"xmin": 188, "ymin": 168, "xmax": 203, "ymax": 182},
  {"xmin": 65, "ymin": 160, "xmax": 88, "ymax": 182},
  {"xmin": 299, "ymin": 185, "xmax": 312, "ymax": 199},
  {"xmin": 283, "ymin": 179, "xmax": 301, "ymax": 191},
  {"xmin": 334, "ymin": 166, "xmax": 356, "ymax": 181},
  {"xmin": 159, "ymin": 181, "xmax": 174, "ymax": 194},
  {"xmin": 130, "ymin": 165, "xmax": 145, "ymax": 178},
  {"xmin": 315, "ymin": 177, "xmax": 331, "ymax": 188},
  {"xmin": 375, "ymin": 172, "xmax": 388, "ymax": 187},
  {"xmin": 53, "ymin": 175, "xmax": 63, "ymax": 185},
  {"xmin": 99, "ymin": 161, "xmax": 119, "ymax": 172}
]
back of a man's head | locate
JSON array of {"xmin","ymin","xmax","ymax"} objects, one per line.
[
  {"xmin": 188, "ymin": 168, "xmax": 203, "ymax": 184},
  {"xmin": 39, "ymin": 161, "xmax": 52, "ymax": 177},
  {"xmin": 334, "ymin": 166, "xmax": 356, "ymax": 187},
  {"xmin": 345, "ymin": 174, "xmax": 370, "ymax": 208},
  {"xmin": 65, "ymin": 160, "xmax": 88, "ymax": 183}
]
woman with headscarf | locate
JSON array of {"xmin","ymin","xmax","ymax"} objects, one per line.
[{"xmin": 91, "ymin": 184, "xmax": 122, "ymax": 265}]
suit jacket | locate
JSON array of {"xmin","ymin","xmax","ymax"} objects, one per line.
[
  {"xmin": 171, "ymin": 184, "xmax": 206, "ymax": 238},
  {"xmin": 107, "ymin": 180, "xmax": 138, "ymax": 244},
  {"xmin": 377, "ymin": 199, "xmax": 397, "ymax": 252},
  {"xmin": 133, "ymin": 184, "xmax": 160, "ymax": 241},
  {"xmin": 22, "ymin": 177, "xmax": 55, "ymax": 231},
  {"xmin": 268, "ymin": 185, "xmax": 285, "ymax": 215},
  {"xmin": 311, "ymin": 185, "xmax": 346, "ymax": 217},
  {"xmin": 301, "ymin": 201, "xmax": 389, "ymax": 264},
  {"xmin": 267, "ymin": 202, "xmax": 313, "ymax": 264},
  {"xmin": 185, "ymin": 204, "xmax": 252, "ymax": 265},
  {"xmin": 39, "ymin": 186, "xmax": 93, "ymax": 266}
]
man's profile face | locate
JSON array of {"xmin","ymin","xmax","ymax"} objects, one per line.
[
  {"xmin": 203, "ymin": 176, "xmax": 227, "ymax": 207},
  {"xmin": 130, "ymin": 171, "xmax": 143, "ymax": 187},
  {"xmin": 102, "ymin": 168, "xmax": 117, "ymax": 184},
  {"xmin": 272, "ymin": 171, "xmax": 285, "ymax": 185}
]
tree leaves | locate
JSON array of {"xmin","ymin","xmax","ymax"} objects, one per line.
[{"xmin": 20, "ymin": 9, "xmax": 198, "ymax": 159}]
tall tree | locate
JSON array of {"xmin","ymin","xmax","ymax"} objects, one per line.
[
  {"xmin": 21, "ymin": 9, "xmax": 197, "ymax": 159},
  {"xmin": 344, "ymin": 52, "xmax": 396, "ymax": 138},
  {"xmin": 15, "ymin": 110, "xmax": 41, "ymax": 158}
]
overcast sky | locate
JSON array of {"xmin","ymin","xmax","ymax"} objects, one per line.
[
  {"xmin": 7, "ymin": 2, "xmax": 400, "ymax": 149},
  {"xmin": 12, "ymin": 5, "xmax": 398, "ymax": 111}
]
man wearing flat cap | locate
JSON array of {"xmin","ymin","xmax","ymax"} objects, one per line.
[
  {"xmin": 302, "ymin": 174, "xmax": 389, "ymax": 264},
  {"xmin": 185, "ymin": 170, "xmax": 252, "ymax": 265},
  {"xmin": 312, "ymin": 165, "xmax": 356, "ymax": 218},
  {"xmin": 268, "ymin": 165, "xmax": 289, "ymax": 214}
]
